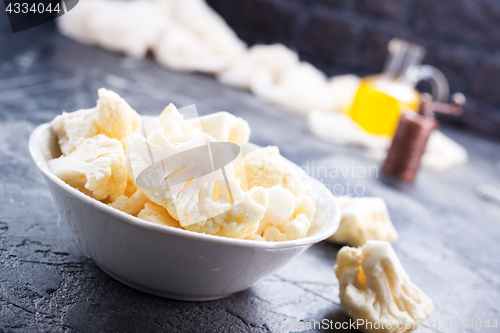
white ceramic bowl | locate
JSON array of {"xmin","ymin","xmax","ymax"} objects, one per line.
[{"xmin": 29, "ymin": 122, "xmax": 340, "ymax": 301}]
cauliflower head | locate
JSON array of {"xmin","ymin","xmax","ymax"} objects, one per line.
[
  {"xmin": 328, "ymin": 197, "xmax": 399, "ymax": 247},
  {"xmin": 255, "ymin": 186, "xmax": 316, "ymax": 241},
  {"xmin": 48, "ymin": 134, "xmax": 127, "ymax": 202},
  {"xmin": 127, "ymin": 103, "xmax": 267, "ymax": 238},
  {"xmin": 334, "ymin": 240, "xmax": 433, "ymax": 333},
  {"xmin": 240, "ymin": 146, "xmax": 304, "ymax": 195},
  {"xmin": 50, "ymin": 88, "xmax": 140, "ymax": 154}
]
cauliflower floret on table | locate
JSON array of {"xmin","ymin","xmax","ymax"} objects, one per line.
[
  {"xmin": 256, "ymin": 186, "xmax": 316, "ymax": 241},
  {"xmin": 328, "ymin": 196, "xmax": 399, "ymax": 247},
  {"xmin": 240, "ymin": 146, "xmax": 304, "ymax": 196},
  {"xmin": 334, "ymin": 240, "xmax": 433, "ymax": 333},
  {"xmin": 138, "ymin": 203, "xmax": 181, "ymax": 228},
  {"xmin": 127, "ymin": 103, "xmax": 267, "ymax": 239},
  {"xmin": 47, "ymin": 134, "xmax": 128, "ymax": 202},
  {"xmin": 50, "ymin": 88, "xmax": 140, "ymax": 154}
]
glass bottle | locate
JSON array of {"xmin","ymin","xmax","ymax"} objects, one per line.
[{"xmin": 348, "ymin": 38, "xmax": 449, "ymax": 137}]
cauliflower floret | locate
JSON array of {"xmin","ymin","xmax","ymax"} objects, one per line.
[
  {"xmin": 190, "ymin": 111, "xmax": 250, "ymax": 146},
  {"xmin": 258, "ymin": 186, "xmax": 295, "ymax": 229},
  {"xmin": 124, "ymin": 175, "xmax": 138, "ymax": 197},
  {"xmin": 244, "ymin": 233, "xmax": 266, "ymax": 241},
  {"xmin": 127, "ymin": 103, "xmax": 267, "ymax": 239},
  {"xmin": 95, "ymin": 88, "xmax": 141, "ymax": 150},
  {"xmin": 257, "ymin": 187, "xmax": 316, "ymax": 242},
  {"xmin": 158, "ymin": 103, "xmax": 201, "ymax": 143},
  {"xmin": 184, "ymin": 186, "xmax": 267, "ymax": 238},
  {"xmin": 48, "ymin": 135, "xmax": 127, "ymax": 202},
  {"xmin": 50, "ymin": 88, "xmax": 140, "ymax": 155},
  {"xmin": 109, "ymin": 188, "xmax": 151, "ymax": 217},
  {"xmin": 334, "ymin": 241, "xmax": 433, "ymax": 333},
  {"xmin": 128, "ymin": 127, "xmax": 226, "ymax": 223},
  {"xmin": 138, "ymin": 203, "xmax": 181, "ymax": 228},
  {"xmin": 51, "ymin": 107, "xmax": 99, "ymax": 155},
  {"xmin": 240, "ymin": 146, "xmax": 304, "ymax": 195},
  {"xmin": 158, "ymin": 106, "xmax": 250, "ymax": 146},
  {"xmin": 328, "ymin": 197, "xmax": 399, "ymax": 247}
]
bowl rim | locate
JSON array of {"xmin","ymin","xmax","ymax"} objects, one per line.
[{"xmin": 29, "ymin": 122, "xmax": 341, "ymax": 250}]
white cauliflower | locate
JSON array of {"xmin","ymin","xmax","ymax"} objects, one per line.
[
  {"xmin": 109, "ymin": 189, "xmax": 152, "ymax": 217},
  {"xmin": 192, "ymin": 111, "xmax": 250, "ymax": 146},
  {"xmin": 127, "ymin": 103, "xmax": 267, "ymax": 239},
  {"xmin": 258, "ymin": 186, "xmax": 295, "ymax": 230},
  {"xmin": 51, "ymin": 88, "xmax": 140, "ymax": 155},
  {"xmin": 95, "ymin": 88, "xmax": 142, "ymax": 150},
  {"xmin": 48, "ymin": 135, "xmax": 127, "ymax": 202},
  {"xmin": 157, "ymin": 103, "xmax": 201, "ymax": 142},
  {"xmin": 244, "ymin": 233, "xmax": 266, "ymax": 241},
  {"xmin": 158, "ymin": 106, "xmax": 250, "ymax": 146},
  {"xmin": 124, "ymin": 175, "xmax": 138, "ymax": 197},
  {"xmin": 239, "ymin": 147, "xmax": 316, "ymax": 241},
  {"xmin": 334, "ymin": 241, "xmax": 433, "ymax": 333},
  {"xmin": 240, "ymin": 146, "xmax": 304, "ymax": 196},
  {"xmin": 258, "ymin": 188, "xmax": 316, "ymax": 242},
  {"xmin": 328, "ymin": 196, "xmax": 399, "ymax": 247},
  {"xmin": 51, "ymin": 107, "xmax": 99, "ymax": 156},
  {"xmin": 138, "ymin": 203, "xmax": 181, "ymax": 228},
  {"xmin": 184, "ymin": 186, "xmax": 267, "ymax": 238}
]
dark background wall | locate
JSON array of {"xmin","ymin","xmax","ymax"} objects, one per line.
[{"xmin": 207, "ymin": 0, "xmax": 500, "ymax": 138}]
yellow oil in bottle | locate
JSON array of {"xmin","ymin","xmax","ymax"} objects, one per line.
[{"xmin": 349, "ymin": 76, "xmax": 421, "ymax": 137}]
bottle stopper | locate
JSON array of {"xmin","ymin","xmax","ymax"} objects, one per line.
[{"xmin": 382, "ymin": 92, "xmax": 466, "ymax": 182}]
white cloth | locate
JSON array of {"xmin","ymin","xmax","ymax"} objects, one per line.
[
  {"xmin": 58, "ymin": 0, "xmax": 245, "ymax": 72},
  {"xmin": 308, "ymin": 110, "xmax": 468, "ymax": 171},
  {"xmin": 218, "ymin": 44, "xmax": 299, "ymax": 90}
]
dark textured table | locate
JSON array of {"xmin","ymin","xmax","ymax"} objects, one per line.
[{"xmin": 1, "ymin": 26, "xmax": 500, "ymax": 333}]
